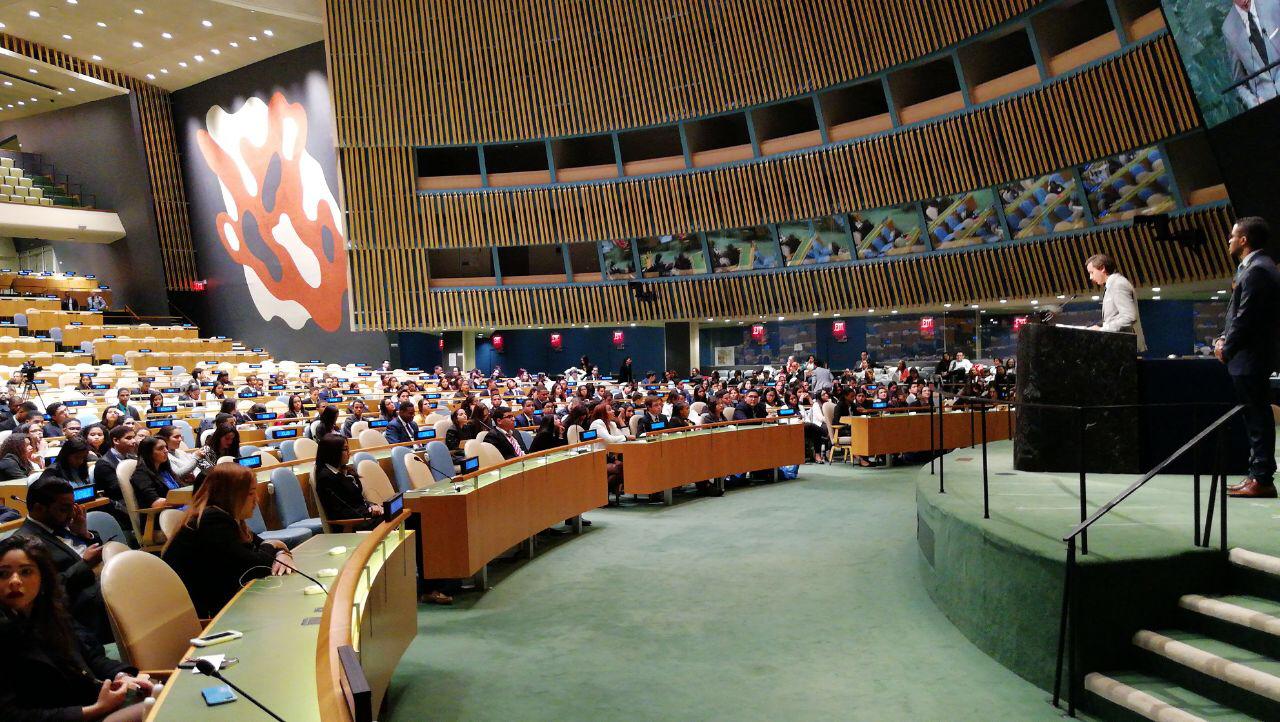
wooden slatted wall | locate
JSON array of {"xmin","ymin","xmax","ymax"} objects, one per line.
[
  {"xmin": 326, "ymin": 0, "xmax": 1038, "ymax": 145},
  {"xmin": 415, "ymin": 206, "xmax": 1234, "ymax": 329},
  {"xmin": 0, "ymin": 34, "xmax": 198, "ymax": 290},
  {"xmin": 410, "ymin": 36, "xmax": 1196, "ymax": 249}
]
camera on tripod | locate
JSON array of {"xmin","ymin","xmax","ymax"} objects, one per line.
[{"xmin": 19, "ymin": 361, "xmax": 42, "ymax": 379}]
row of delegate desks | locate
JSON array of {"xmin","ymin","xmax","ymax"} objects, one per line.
[
  {"xmin": 840, "ymin": 406, "xmax": 1016, "ymax": 457},
  {"xmin": 60, "ymin": 324, "xmax": 200, "ymax": 347}
]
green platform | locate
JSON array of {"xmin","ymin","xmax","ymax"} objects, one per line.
[{"xmin": 916, "ymin": 440, "xmax": 1280, "ymax": 693}]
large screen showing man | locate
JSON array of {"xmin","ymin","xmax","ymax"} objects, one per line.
[{"xmin": 1165, "ymin": 0, "xmax": 1280, "ymax": 125}]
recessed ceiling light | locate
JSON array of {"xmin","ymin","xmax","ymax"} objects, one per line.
[
  {"xmin": 27, "ymin": 10, "xmax": 39, "ymax": 18},
  {"xmin": 146, "ymin": 73, "xmax": 155, "ymax": 80},
  {"xmin": 2, "ymin": 82, "xmax": 10, "ymax": 87},
  {"xmin": 96, "ymin": 21, "xmax": 106, "ymax": 28},
  {"xmin": 202, "ymin": 20, "xmax": 212, "ymax": 27},
  {"xmin": 1056, "ymin": 294, "xmax": 1066, "ymax": 299},
  {"xmin": 1152, "ymin": 287, "xmax": 1162, "ymax": 292},
  {"xmin": 943, "ymin": 303, "xmax": 952, "ymax": 308},
  {"xmin": 1090, "ymin": 295, "xmax": 1100, "ymax": 301},
  {"xmin": 133, "ymin": 8, "xmax": 143, "ymax": 14},
  {"xmin": 90, "ymin": 54, "xmax": 101, "ymax": 61},
  {"xmin": 867, "ymin": 309, "xmax": 875, "ymax": 313},
  {"xmin": 891, "ymin": 310, "xmax": 899, "ymax": 314},
  {"xmin": 27, "ymin": 68, "xmax": 36, "ymax": 74},
  {"xmin": 999, "ymin": 299, "xmax": 1007, "ymax": 303},
  {"xmin": 249, "ymin": 35, "xmax": 258, "ymax": 42},
  {"xmin": 159, "ymin": 68, "xmax": 168, "ymax": 74},
  {"xmin": 132, "ymin": 41, "xmax": 143, "ymax": 48},
  {"xmin": 263, "ymin": 29, "xmax": 274, "ymax": 36},
  {"xmin": 61, "ymin": 34, "xmax": 71, "ymax": 40},
  {"xmin": 776, "ymin": 316, "xmax": 784, "ymax": 321},
  {"xmin": 970, "ymin": 304, "xmax": 979, "ymax": 309},
  {"xmin": 0, "ymin": 22, "xmax": 5, "ymax": 29},
  {"xmin": 28, "ymin": 97, "xmax": 36, "ymax": 102},
  {"xmin": 66, "ymin": 0, "xmax": 76, "ymax": 4},
  {"xmin": 1152, "ymin": 295, "xmax": 1161, "ymax": 300},
  {"xmin": 1031, "ymin": 300, "xmax": 1039, "ymax": 305},
  {"xmin": 161, "ymin": 32, "xmax": 172, "ymax": 39},
  {"xmin": 1216, "ymin": 289, "xmax": 1227, "ymax": 294},
  {"xmin": 194, "ymin": 54, "xmax": 204, "ymax": 62},
  {"xmin": 229, "ymin": 41, "xmax": 238, "ymax": 48},
  {"xmin": 6, "ymin": 104, "xmax": 12, "ymax": 109},
  {"xmin": 15, "ymin": 101, "xmax": 23, "ymax": 106},
  {"xmin": 66, "ymin": 87, "xmax": 74, "ymax": 92},
  {"xmin": 178, "ymin": 61, "xmax": 187, "ymax": 67},
  {"xmin": 211, "ymin": 48, "xmax": 220, "ymax": 55},
  {"xmin": 811, "ymin": 312, "xmax": 818, "ymax": 316}
]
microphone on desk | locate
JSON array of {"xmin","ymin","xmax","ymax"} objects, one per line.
[
  {"xmin": 272, "ymin": 558, "xmax": 329, "ymax": 594},
  {"xmin": 194, "ymin": 658, "xmax": 286, "ymax": 722},
  {"xmin": 9, "ymin": 494, "xmax": 24, "ymax": 506}
]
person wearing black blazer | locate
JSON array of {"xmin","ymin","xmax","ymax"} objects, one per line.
[
  {"xmin": 161, "ymin": 464, "xmax": 294, "ymax": 618},
  {"xmin": 1221, "ymin": 218, "xmax": 1280, "ymax": 498},
  {"xmin": 618, "ymin": 357, "xmax": 635, "ymax": 384},
  {"xmin": 484, "ymin": 407, "xmax": 528, "ymax": 460},
  {"xmin": 528, "ymin": 415, "xmax": 566, "ymax": 453},
  {"xmin": 383, "ymin": 402, "xmax": 419, "ymax": 445},
  {"xmin": 636, "ymin": 397, "xmax": 668, "ymax": 436},
  {"xmin": 61, "ymin": 292, "xmax": 80, "ymax": 311},
  {"xmin": 312, "ymin": 433, "xmax": 382, "ymax": 528},
  {"xmin": 0, "ymin": 536, "xmax": 153, "ymax": 721},
  {"xmin": 444, "ymin": 407, "xmax": 472, "ymax": 462}
]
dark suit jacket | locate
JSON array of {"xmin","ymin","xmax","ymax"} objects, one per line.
[
  {"xmin": 91, "ymin": 449, "xmax": 127, "ymax": 501},
  {"xmin": 1223, "ymin": 250, "xmax": 1280, "ymax": 377},
  {"xmin": 315, "ymin": 464, "xmax": 371, "ymax": 521},
  {"xmin": 14, "ymin": 519, "xmax": 101, "ymax": 609},
  {"xmin": 733, "ymin": 402, "xmax": 768, "ymax": 421},
  {"xmin": 131, "ymin": 463, "xmax": 175, "ymax": 509},
  {"xmin": 484, "ymin": 428, "xmax": 527, "ymax": 459},
  {"xmin": 528, "ymin": 431, "xmax": 565, "ymax": 453},
  {"xmin": 61, "ymin": 297, "xmax": 80, "ymax": 311},
  {"xmin": 161, "ymin": 507, "xmax": 278, "ymax": 618},
  {"xmin": 637, "ymin": 412, "xmax": 669, "ymax": 435},
  {"xmin": 384, "ymin": 416, "xmax": 418, "ymax": 445},
  {"xmin": 514, "ymin": 413, "xmax": 537, "ymax": 428},
  {"xmin": 0, "ymin": 452, "xmax": 30, "ymax": 480},
  {"xmin": 0, "ymin": 611, "xmax": 133, "ymax": 721}
]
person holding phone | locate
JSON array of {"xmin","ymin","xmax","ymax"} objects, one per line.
[
  {"xmin": 162, "ymin": 464, "xmax": 294, "ymax": 618},
  {"xmin": 0, "ymin": 536, "xmax": 154, "ymax": 721}
]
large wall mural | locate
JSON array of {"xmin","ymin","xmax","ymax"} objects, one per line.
[{"xmin": 195, "ymin": 91, "xmax": 347, "ymax": 332}]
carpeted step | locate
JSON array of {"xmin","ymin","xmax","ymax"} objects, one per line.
[
  {"xmin": 1228, "ymin": 548, "xmax": 1280, "ymax": 600},
  {"xmin": 1179, "ymin": 594, "xmax": 1280, "ymax": 659},
  {"xmin": 1083, "ymin": 671, "xmax": 1245, "ymax": 722},
  {"xmin": 1133, "ymin": 629, "xmax": 1280, "ymax": 720}
]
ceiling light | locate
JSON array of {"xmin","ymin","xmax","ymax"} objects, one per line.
[
  {"xmin": 16, "ymin": 101, "xmax": 24, "ymax": 106},
  {"xmin": 5, "ymin": 104, "xmax": 12, "ymax": 109},
  {"xmin": 999, "ymin": 299, "xmax": 1007, "ymax": 304},
  {"xmin": 1151, "ymin": 287, "xmax": 1162, "ymax": 292},
  {"xmin": 194, "ymin": 54, "xmax": 204, "ymax": 62},
  {"xmin": 263, "ymin": 29, "xmax": 274, "ymax": 36},
  {"xmin": 133, "ymin": 8, "xmax": 143, "ymax": 14},
  {"xmin": 211, "ymin": 48, "xmax": 220, "ymax": 55},
  {"xmin": 202, "ymin": 20, "xmax": 212, "ymax": 27},
  {"xmin": 249, "ymin": 35, "xmax": 258, "ymax": 41},
  {"xmin": 1056, "ymin": 294, "xmax": 1066, "ymax": 299},
  {"xmin": 146, "ymin": 73, "xmax": 155, "ymax": 80},
  {"xmin": 1152, "ymin": 295, "xmax": 1161, "ymax": 300},
  {"xmin": 776, "ymin": 316, "xmax": 784, "ymax": 321},
  {"xmin": 27, "ymin": 10, "xmax": 39, "ymax": 18},
  {"xmin": 159, "ymin": 68, "xmax": 168, "ymax": 74},
  {"xmin": 178, "ymin": 61, "xmax": 187, "ymax": 67},
  {"xmin": 96, "ymin": 21, "xmax": 106, "ymax": 28},
  {"xmin": 90, "ymin": 54, "xmax": 101, "ymax": 61},
  {"xmin": 970, "ymin": 304, "xmax": 979, "ymax": 309},
  {"xmin": 705, "ymin": 318, "xmax": 712, "ymax": 322},
  {"xmin": 811, "ymin": 312, "xmax": 819, "ymax": 316},
  {"xmin": 132, "ymin": 41, "xmax": 143, "ymax": 48},
  {"xmin": 2, "ymin": 82, "xmax": 10, "ymax": 87},
  {"xmin": 0, "ymin": 22, "xmax": 5, "ymax": 29},
  {"xmin": 1216, "ymin": 289, "xmax": 1227, "ymax": 294},
  {"xmin": 1090, "ymin": 295, "xmax": 1100, "ymax": 301},
  {"xmin": 66, "ymin": 0, "xmax": 76, "ymax": 4},
  {"xmin": 943, "ymin": 303, "xmax": 952, "ymax": 308},
  {"xmin": 891, "ymin": 310, "xmax": 899, "ymax": 314},
  {"xmin": 867, "ymin": 309, "xmax": 875, "ymax": 313},
  {"xmin": 66, "ymin": 87, "xmax": 75, "ymax": 92},
  {"xmin": 162, "ymin": 32, "xmax": 172, "ymax": 39},
  {"xmin": 28, "ymin": 97, "xmax": 36, "ymax": 102},
  {"xmin": 229, "ymin": 41, "xmax": 238, "ymax": 48},
  {"xmin": 629, "ymin": 323, "xmax": 636, "ymax": 327},
  {"xmin": 27, "ymin": 68, "xmax": 37, "ymax": 74},
  {"xmin": 1030, "ymin": 300, "xmax": 1039, "ymax": 305},
  {"xmin": 61, "ymin": 34, "xmax": 71, "ymax": 40}
]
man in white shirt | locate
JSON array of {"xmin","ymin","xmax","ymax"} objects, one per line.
[{"xmin": 1087, "ymin": 253, "xmax": 1147, "ymax": 352}]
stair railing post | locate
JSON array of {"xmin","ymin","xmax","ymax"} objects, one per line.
[
  {"xmin": 929, "ymin": 401, "xmax": 935, "ymax": 476},
  {"xmin": 1053, "ymin": 537, "xmax": 1076, "ymax": 712},
  {"xmin": 938, "ymin": 398, "xmax": 946, "ymax": 494},
  {"xmin": 1192, "ymin": 407, "xmax": 1201, "ymax": 547},
  {"xmin": 1078, "ymin": 406, "xmax": 1088, "ymax": 556},
  {"xmin": 1217, "ymin": 422, "xmax": 1228, "ymax": 552},
  {"xmin": 981, "ymin": 401, "xmax": 990, "ymax": 519}
]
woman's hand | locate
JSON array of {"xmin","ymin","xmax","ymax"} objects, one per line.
[
  {"xmin": 271, "ymin": 549, "xmax": 294, "ymax": 576},
  {"xmin": 83, "ymin": 678, "xmax": 129, "ymax": 719},
  {"xmin": 369, "ymin": 503, "xmax": 384, "ymax": 517}
]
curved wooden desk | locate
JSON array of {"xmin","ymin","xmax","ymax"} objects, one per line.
[
  {"xmin": 148, "ymin": 515, "xmax": 417, "ymax": 722},
  {"xmin": 607, "ymin": 418, "xmax": 805, "ymax": 501}
]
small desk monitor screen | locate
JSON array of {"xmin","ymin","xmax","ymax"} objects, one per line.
[
  {"xmin": 385, "ymin": 493, "xmax": 404, "ymax": 518},
  {"xmin": 462, "ymin": 456, "xmax": 480, "ymax": 473},
  {"xmin": 236, "ymin": 455, "xmax": 263, "ymax": 469},
  {"xmin": 369, "ymin": 419, "xmax": 389, "ymax": 428},
  {"xmin": 72, "ymin": 485, "xmax": 96, "ymax": 503},
  {"xmin": 271, "ymin": 428, "xmax": 298, "ymax": 440},
  {"xmin": 777, "ymin": 408, "xmax": 797, "ymax": 417},
  {"xmin": 416, "ymin": 428, "xmax": 436, "ymax": 440},
  {"xmin": 581, "ymin": 430, "xmax": 598, "ymax": 441},
  {"xmin": 648, "ymin": 421, "xmax": 665, "ymax": 431}
]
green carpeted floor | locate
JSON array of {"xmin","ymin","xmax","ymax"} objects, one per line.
[{"xmin": 384, "ymin": 462, "xmax": 1067, "ymax": 721}]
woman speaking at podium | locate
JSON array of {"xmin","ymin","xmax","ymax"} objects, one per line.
[{"xmin": 1086, "ymin": 253, "xmax": 1147, "ymax": 352}]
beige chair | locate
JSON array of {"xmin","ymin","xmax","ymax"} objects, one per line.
[
  {"xmin": 157, "ymin": 509, "xmax": 184, "ymax": 542},
  {"xmin": 355, "ymin": 459, "xmax": 397, "ymax": 503},
  {"xmin": 824, "ymin": 401, "xmax": 852, "ymax": 463},
  {"xmin": 477, "ymin": 443, "xmax": 504, "ymax": 469},
  {"xmin": 566, "ymin": 425, "xmax": 582, "ymax": 445},
  {"xmin": 690, "ymin": 401, "xmax": 706, "ymax": 417},
  {"xmin": 99, "ymin": 541, "xmax": 130, "ymax": 566},
  {"xmin": 257, "ymin": 449, "xmax": 279, "ymax": 465},
  {"xmin": 433, "ymin": 419, "xmax": 453, "ymax": 439},
  {"xmin": 721, "ymin": 406, "xmax": 736, "ymax": 422},
  {"xmin": 215, "ymin": 455, "xmax": 235, "ymax": 465},
  {"xmin": 292, "ymin": 437, "xmax": 318, "ymax": 460},
  {"xmin": 349, "ymin": 420, "xmax": 369, "ymax": 437},
  {"xmin": 307, "ymin": 475, "xmax": 366, "ymax": 534},
  {"xmin": 115, "ymin": 459, "xmax": 165, "ymax": 551},
  {"xmin": 100, "ymin": 550, "xmax": 202, "ymax": 671},
  {"xmin": 404, "ymin": 453, "xmax": 433, "ymax": 490},
  {"xmin": 358, "ymin": 428, "xmax": 386, "ymax": 449},
  {"xmin": 628, "ymin": 414, "xmax": 642, "ymax": 437},
  {"xmin": 463, "ymin": 438, "xmax": 485, "ymax": 459}
]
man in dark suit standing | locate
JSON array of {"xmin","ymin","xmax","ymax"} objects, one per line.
[
  {"xmin": 383, "ymin": 401, "xmax": 419, "ymax": 445},
  {"xmin": 1221, "ymin": 218, "xmax": 1280, "ymax": 498},
  {"xmin": 61, "ymin": 292, "xmax": 79, "ymax": 311},
  {"xmin": 16, "ymin": 477, "xmax": 111, "ymax": 641},
  {"xmin": 485, "ymin": 407, "xmax": 528, "ymax": 459}
]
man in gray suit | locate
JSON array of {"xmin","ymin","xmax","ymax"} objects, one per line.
[
  {"xmin": 1223, "ymin": 0, "xmax": 1280, "ymax": 109},
  {"xmin": 1087, "ymin": 253, "xmax": 1147, "ymax": 352}
]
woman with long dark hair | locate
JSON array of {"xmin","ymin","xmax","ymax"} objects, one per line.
[
  {"xmin": 39, "ymin": 436, "xmax": 92, "ymax": 486},
  {"xmin": 528, "ymin": 414, "xmax": 565, "ymax": 453},
  {"xmin": 195, "ymin": 424, "xmax": 240, "ymax": 477},
  {"xmin": 131, "ymin": 435, "xmax": 182, "ymax": 509},
  {"xmin": 0, "ymin": 536, "xmax": 153, "ymax": 720},
  {"xmin": 312, "ymin": 433, "xmax": 383, "ymax": 528},
  {"xmin": 0, "ymin": 432, "xmax": 35, "ymax": 480}
]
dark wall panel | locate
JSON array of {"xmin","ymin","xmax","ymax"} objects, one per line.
[
  {"xmin": 0, "ymin": 94, "xmax": 168, "ymax": 314},
  {"xmin": 472, "ymin": 327, "xmax": 665, "ymax": 377},
  {"xmin": 171, "ymin": 42, "xmax": 389, "ymax": 364}
]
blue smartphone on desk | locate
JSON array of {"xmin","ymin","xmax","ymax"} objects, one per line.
[{"xmin": 201, "ymin": 685, "xmax": 237, "ymax": 706}]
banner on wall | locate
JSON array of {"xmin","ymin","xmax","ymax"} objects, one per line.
[{"xmin": 195, "ymin": 91, "xmax": 348, "ymax": 332}]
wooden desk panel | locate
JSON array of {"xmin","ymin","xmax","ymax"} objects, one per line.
[
  {"xmin": 25, "ymin": 310, "xmax": 102, "ymax": 332},
  {"xmin": 0, "ymin": 297, "xmax": 59, "ymax": 316},
  {"xmin": 610, "ymin": 423, "xmax": 804, "ymax": 495},
  {"xmin": 845, "ymin": 409, "xmax": 1015, "ymax": 456},
  {"xmin": 406, "ymin": 449, "xmax": 606, "ymax": 579}
]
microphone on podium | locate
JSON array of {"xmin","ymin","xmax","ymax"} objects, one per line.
[
  {"xmin": 194, "ymin": 658, "xmax": 285, "ymax": 721},
  {"xmin": 1041, "ymin": 294, "xmax": 1077, "ymax": 323}
]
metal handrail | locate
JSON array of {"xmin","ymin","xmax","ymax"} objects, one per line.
[{"xmin": 1063, "ymin": 404, "xmax": 1244, "ymax": 542}]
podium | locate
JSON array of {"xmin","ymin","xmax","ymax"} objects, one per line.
[{"xmin": 1014, "ymin": 323, "xmax": 1140, "ymax": 473}]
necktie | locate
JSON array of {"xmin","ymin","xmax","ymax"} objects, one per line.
[
  {"xmin": 508, "ymin": 432, "xmax": 524, "ymax": 456},
  {"xmin": 1250, "ymin": 11, "xmax": 1270, "ymax": 63}
]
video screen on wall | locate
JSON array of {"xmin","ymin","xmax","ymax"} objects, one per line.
[
  {"xmin": 998, "ymin": 172, "xmax": 1088, "ymax": 239},
  {"xmin": 708, "ymin": 226, "xmax": 781, "ymax": 273},
  {"xmin": 1164, "ymin": 0, "xmax": 1280, "ymax": 127},
  {"xmin": 601, "ymin": 239, "xmax": 635, "ymax": 280},
  {"xmin": 639, "ymin": 233, "xmax": 705, "ymax": 277},
  {"xmin": 780, "ymin": 217, "xmax": 854, "ymax": 267},
  {"xmin": 922, "ymin": 190, "xmax": 1005, "ymax": 249},
  {"xmin": 849, "ymin": 204, "xmax": 925, "ymax": 259},
  {"xmin": 1080, "ymin": 146, "xmax": 1174, "ymax": 223}
]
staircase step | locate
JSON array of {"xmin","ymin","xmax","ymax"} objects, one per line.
[
  {"xmin": 1228, "ymin": 548, "xmax": 1280, "ymax": 599},
  {"xmin": 1229, "ymin": 548, "xmax": 1280, "ymax": 576},
  {"xmin": 1134, "ymin": 629, "xmax": 1280, "ymax": 719},
  {"xmin": 1180, "ymin": 594, "xmax": 1280, "ymax": 658},
  {"xmin": 1084, "ymin": 671, "xmax": 1245, "ymax": 721}
]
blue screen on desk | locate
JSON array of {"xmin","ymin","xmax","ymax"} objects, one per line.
[{"xmin": 462, "ymin": 456, "xmax": 479, "ymax": 473}]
